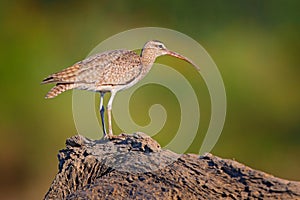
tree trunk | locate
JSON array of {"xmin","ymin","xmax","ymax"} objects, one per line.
[{"xmin": 44, "ymin": 132, "xmax": 300, "ymax": 199}]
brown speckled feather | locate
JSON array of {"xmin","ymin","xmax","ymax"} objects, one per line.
[
  {"xmin": 45, "ymin": 83, "xmax": 75, "ymax": 99},
  {"xmin": 42, "ymin": 64, "xmax": 81, "ymax": 84},
  {"xmin": 42, "ymin": 49, "xmax": 142, "ymax": 98}
]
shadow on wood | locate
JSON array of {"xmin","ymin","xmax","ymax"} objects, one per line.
[{"xmin": 44, "ymin": 132, "xmax": 300, "ymax": 199}]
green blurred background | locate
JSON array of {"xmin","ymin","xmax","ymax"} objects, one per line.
[{"xmin": 0, "ymin": 0, "xmax": 299, "ymax": 199}]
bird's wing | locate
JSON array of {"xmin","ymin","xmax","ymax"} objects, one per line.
[
  {"xmin": 42, "ymin": 49, "xmax": 142, "ymax": 86},
  {"xmin": 41, "ymin": 63, "xmax": 81, "ymax": 84},
  {"xmin": 93, "ymin": 50, "xmax": 142, "ymax": 86}
]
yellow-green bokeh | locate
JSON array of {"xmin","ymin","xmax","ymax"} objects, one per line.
[{"xmin": 0, "ymin": 1, "xmax": 299, "ymax": 199}]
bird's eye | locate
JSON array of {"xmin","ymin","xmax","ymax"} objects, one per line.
[{"xmin": 158, "ymin": 44, "xmax": 164, "ymax": 49}]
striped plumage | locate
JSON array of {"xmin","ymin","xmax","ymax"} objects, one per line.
[
  {"xmin": 43, "ymin": 83, "xmax": 75, "ymax": 98},
  {"xmin": 42, "ymin": 40, "xmax": 199, "ymax": 138},
  {"xmin": 42, "ymin": 50, "xmax": 142, "ymax": 98}
]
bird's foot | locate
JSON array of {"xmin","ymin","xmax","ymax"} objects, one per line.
[
  {"xmin": 103, "ymin": 134, "xmax": 112, "ymax": 140},
  {"xmin": 103, "ymin": 133, "xmax": 117, "ymax": 140},
  {"xmin": 103, "ymin": 133, "xmax": 125, "ymax": 140}
]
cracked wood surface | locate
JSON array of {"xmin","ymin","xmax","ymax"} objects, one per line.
[{"xmin": 44, "ymin": 133, "xmax": 300, "ymax": 199}]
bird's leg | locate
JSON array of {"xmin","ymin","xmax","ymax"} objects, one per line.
[
  {"xmin": 107, "ymin": 91, "xmax": 117, "ymax": 137},
  {"xmin": 99, "ymin": 92, "xmax": 107, "ymax": 137}
]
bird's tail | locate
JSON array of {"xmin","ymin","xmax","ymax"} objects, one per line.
[{"xmin": 45, "ymin": 83, "xmax": 74, "ymax": 99}]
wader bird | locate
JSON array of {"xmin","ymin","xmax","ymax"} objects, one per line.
[{"xmin": 42, "ymin": 40, "xmax": 199, "ymax": 138}]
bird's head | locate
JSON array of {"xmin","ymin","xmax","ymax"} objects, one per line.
[{"xmin": 141, "ymin": 40, "xmax": 200, "ymax": 71}]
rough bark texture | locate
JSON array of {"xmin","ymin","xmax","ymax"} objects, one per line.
[{"xmin": 45, "ymin": 132, "xmax": 300, "ymax": 200}]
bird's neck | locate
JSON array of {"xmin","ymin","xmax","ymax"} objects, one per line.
[{"xmin": 140, "ymin": 49, "xmax": 157, "ymax": 77}]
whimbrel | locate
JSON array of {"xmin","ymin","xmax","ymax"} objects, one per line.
[{"xmin": 42, "ymin": 40, "xmax": 199, "ymax": 138}]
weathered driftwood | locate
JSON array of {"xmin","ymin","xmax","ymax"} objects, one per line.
[{"xmin": 45, "ymin": 132, "xmax": 300, "ymax": 199}]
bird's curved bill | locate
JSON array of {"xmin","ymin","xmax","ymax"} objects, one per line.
[{"xmin": 167, "ymin": 50, "xmax": 200, "ymax": 71}]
